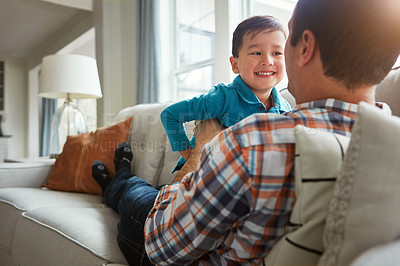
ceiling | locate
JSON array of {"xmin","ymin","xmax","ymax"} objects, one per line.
[{"xmin": 0, "ymin": 0, "xmax": 91, "ymax": 57}]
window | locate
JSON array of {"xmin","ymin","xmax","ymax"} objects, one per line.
[
  {"xmin": 393, "ymin": 55, "xmax": 400, "ymax": 70},
  {"xmin": 159, "ymin": 0, "xmax": 297, "ymax": 102},
  {"xmin": 251, "ymin": 0, "xmax": 296, "ymax": 23},
  {"xmin": 175, "ymin": 0, "xmax": 216, "ymax": 100}
]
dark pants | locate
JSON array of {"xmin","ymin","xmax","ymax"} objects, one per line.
[{"xmin": 103, "ymin": 167, "xmax": 158, "ymax": 266}]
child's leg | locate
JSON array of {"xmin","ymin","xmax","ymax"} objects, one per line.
[
  {"xmin": 113, "ymin": 175, "xmax": 158, "ymax": 265},
  {"xmin": 92, "ymin": 142, "xmax": 158, "ymax": 265}
]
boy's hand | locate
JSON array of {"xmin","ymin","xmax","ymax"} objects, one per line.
[
  {"xmin": 193, "ymin": 119, "xmax": 224, "ymax": 147},
  {"xmin": 179, "ymin": 148, "xmax": 192, "ymax": 160},
  {"xmin": 173, "ymin": 119, "xmax": 224, "ymax": 183}
]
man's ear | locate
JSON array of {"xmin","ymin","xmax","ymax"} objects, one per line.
[
  {"xmin": 298, "ymin": 30, "xmax": 317, "ymax": 67},
  {"xmin": 229, "ymin": 56, "xmax": 240, "ymax": 74}
]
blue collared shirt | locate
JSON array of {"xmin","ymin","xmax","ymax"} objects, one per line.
[{"xmin": 161, "ymin": 75, "xmax": 292, "ymax": 172}]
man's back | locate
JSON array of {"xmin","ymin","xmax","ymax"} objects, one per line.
[{"xmin": 145, "ymin": 99, "xmax": 368, "ymax": 265}]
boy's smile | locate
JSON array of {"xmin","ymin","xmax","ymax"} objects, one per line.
[
  {"xmin": 230, "ymin": 30, "xmax": 285, "ymax": 102},
  {"xmin": 256, "ymin": 71, "xmax": 275, "ymax": 76}
]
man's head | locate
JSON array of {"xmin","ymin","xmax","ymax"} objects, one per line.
[{"xmin": 286, "ymin": 0, "xmax": 400, "ymax": 91}]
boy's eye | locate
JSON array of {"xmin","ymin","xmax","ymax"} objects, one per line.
[
  {"xmin": 251, "ymin": 52, "xmax": 262, "ymax": 55},
  {"xmin": 273, "ymin": 52, "xmax": 283, "ymax": 56}
]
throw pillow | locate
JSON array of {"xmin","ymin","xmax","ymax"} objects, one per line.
[
  {"xmin": 45, "ymin": 117, "xmax": 132, "ymax": 194},
  {"xmin": 319, "ymin": 102, "xmax": 400, "ymax": 265},
  {"xmin": 264, "ymin": 125, "xmax": 350, "ymax": 266}
]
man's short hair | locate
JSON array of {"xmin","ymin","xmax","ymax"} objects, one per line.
[
  {"xmin": 290, "ymin": 0, "xmax": 400, "ymax": 89},
  {"xmin": 232, "ymin": 15, "xmax": 287, "ymax": 58}
]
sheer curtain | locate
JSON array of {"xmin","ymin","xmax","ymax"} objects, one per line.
[
  {"xmin": 40, "ymin": 98, "xmax": 57, "ymax": 156},
  {"xmin": 136, "ymin": 0, "xmax": 161, "ymax": 103}
]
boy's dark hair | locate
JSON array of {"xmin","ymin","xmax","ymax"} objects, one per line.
[
  {"xmin": 290, "ymin": 0, "xmax": 400, "ymax": 89},
  {"xmin": 232, "ymin": 15, "xmax": 287, "ymax": 58}
]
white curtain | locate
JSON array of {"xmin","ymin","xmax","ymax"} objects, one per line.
[
  {"xmin": 40, "ymin": 98, "xmax": 56, "ymax": 156},
  {"xmin": 137, "ymin": 0, "xmax": 161, "ymax": 103}
]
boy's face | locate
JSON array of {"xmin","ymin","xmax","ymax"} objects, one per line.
[{"xmin": 230, "ymin": 30, "xmax": 286, "ymax": 94}]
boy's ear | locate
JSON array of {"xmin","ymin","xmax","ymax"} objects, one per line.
[
  {"xmin": 298, "ymin": 30, "xmax": 317, "ymax": 67},
  {"xmin": 229, "ymin": 56, "xmax": 240, "ymax": 74}
]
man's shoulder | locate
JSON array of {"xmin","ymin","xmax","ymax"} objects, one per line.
[
  {"xmin": 227, "ymin": 112, "xmax": 299, "ymax": 147},
  {"xmin": 238, "ymin": 112, "xmax": 298, "ymax": 128}
]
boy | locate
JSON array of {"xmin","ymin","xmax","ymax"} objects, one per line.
[{"xmin": 161, "ymin": 15, "xmax": 292, "ymax": 172}]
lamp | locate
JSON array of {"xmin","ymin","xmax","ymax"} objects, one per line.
[{"xmin": 39, "ymin": 54, "xmax": 102, "ymax": 158}]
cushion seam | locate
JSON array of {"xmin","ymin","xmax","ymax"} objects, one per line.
[
  {"xmin": 0, "ymin": 199, "xmax": 26, "ymax": 211},
  {"xmin": 20, "ymin": 212, "xmax": 112, "ymax": 263}
]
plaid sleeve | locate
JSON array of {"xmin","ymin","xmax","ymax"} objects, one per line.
[{"xmin": 144, "ymin": 115, "xmax": 296, "ymax": 265}]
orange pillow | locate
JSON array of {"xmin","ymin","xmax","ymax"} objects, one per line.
[{"xmin": 45, "ymin": 117, "xmax": 132, "ymax": 194}]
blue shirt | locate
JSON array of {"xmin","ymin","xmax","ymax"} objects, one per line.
[{"xmin": 161, "ymin": 75, "xmax": 292, "ymax": 172}]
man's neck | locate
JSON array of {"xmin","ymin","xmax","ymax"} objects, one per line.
[
  {"xmin": 325, "ymin": 84, "xmax": 376, "ymax": 105},
  {"xmin": 295, "ymin": 77, "xmax": 376, "ymax": 105}
]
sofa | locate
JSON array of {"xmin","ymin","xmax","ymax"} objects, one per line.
[{"xmin": 0, "ymin": 69, "xmax": 399, "ymax": 266}]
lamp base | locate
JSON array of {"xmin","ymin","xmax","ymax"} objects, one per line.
[
  {"xmin": 49, "ymin": 153, "xmax": 60, "ymax": 159},
  {"xmin": 49, "ymin": 100, "xmax": 87, "ymax": 157}
]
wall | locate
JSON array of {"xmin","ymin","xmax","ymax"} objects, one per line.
[
  {"xmin": 5, "ymin": 0, "xmax": 139, "ymax": 158},
  {"xmin": 94, "ymin": 0, "xmax": 137, "ymax": 127},
  {"xmin": 2, "ymin": 58, "xmax": 27, "ymax": 159}
]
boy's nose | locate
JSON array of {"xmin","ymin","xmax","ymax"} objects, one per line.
[{"xmin": 261, "ymin": 55, "xmax": 273, "ymax": 66}]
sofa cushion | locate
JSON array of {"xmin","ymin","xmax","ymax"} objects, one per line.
[
  {"xmin": 319, "ymin": 102, "xmax": 400, "ymax": 265},
  {"xmin": 45, "ymin": 117, "xmax": 132, "ymax": 194},
  {"xmin": 116, "ymin": 103, "xmax": 172, "ymax": 186},
  {"xmin": 117, "ymin": 103, "xmax": 186, "ymax": 187},
  {"xmin": 157, "ymin": 120, "xmax": 195, "ymax": 186},
  {"xmin": 115, "ymin": 103, "xmax": 197, "ymax": 187},
  {"xmin": 264, "ymin": 126, "xmax": 350, "ymax": 265},
  {"xmin": 12, "ymin": 207, "xmax": 128, "ymax": 266},
  {"xmin": 350, "ymin": 239, "xmax": 400, "ymax": 266},
  {"xmin": 0, "ymin": 188, "xmax": 101, "ymax": 252}
]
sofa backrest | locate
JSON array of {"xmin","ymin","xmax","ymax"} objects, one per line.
[
  {"xmin": 376, "ymin": 69, "xmax": 400, "ymax": 116},
  {"xmin": 115, "ymin": 102, "xmax": 194, "ymax": 187}
]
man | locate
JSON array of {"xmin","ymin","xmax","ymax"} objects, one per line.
[{"xmin": 144, "ymin": 0, "xmax": 400, "ymax": 265}]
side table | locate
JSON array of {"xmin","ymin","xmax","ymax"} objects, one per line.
[
  {"xmin": 4, "ymin": 157, "xmax": 56, "ymax": 164},
  {"xmin": 0, "ymin": 136, "xmax": 11, "ymax": 162},
  {"xmin": 0, "ymin": 157, "xmax": 55, "ymax": 188}
]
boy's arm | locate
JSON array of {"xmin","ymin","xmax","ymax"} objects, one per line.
[
  {"xmin": 161, "ymin": 102, "xmax": 193, "ymax": 152},
  {"xmin": 179, "ymin": 148, "xmax": 192, "ymax": 160},
  {"xmin": 172, "ymin": 119, "xmax": 224, "ymax": 183},
  {"xmin": 161, "ymin": 87, "xmax": 228, "ymax": 153}
]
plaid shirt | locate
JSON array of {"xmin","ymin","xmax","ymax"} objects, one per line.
[{"xmin": 145, "ymin": 99, "xmax": 389, "ymax": 265}]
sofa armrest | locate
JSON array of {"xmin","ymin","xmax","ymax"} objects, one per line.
[
  {"xmin": 0, "ymin": 162, "xmax": 54, "ymax": 188},
  {"xmin": 376, "ymin": 69, "xmax": 400, "ymax": 116},
  {"xmin": 351, "ymin": 239, "xmax": 400, "ymax": 266}
]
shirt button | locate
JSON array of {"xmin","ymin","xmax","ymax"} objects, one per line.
[{"xmin": 259, "ymin": 106, "xmax": 264, "ymax": 111}]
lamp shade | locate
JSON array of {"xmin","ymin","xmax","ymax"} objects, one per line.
[{"xmin": 39, "ymin": 54, "xmax": 102, "ymax": 99}]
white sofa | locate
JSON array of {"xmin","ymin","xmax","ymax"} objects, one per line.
[{"xmin": 0, "ymin": 69, "xmax": 399, "ymax": 266}]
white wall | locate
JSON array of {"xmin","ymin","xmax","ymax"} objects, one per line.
[
  {"xmin": 3, "ymin": 58, "xmax": 27, "ymax": 158},
  {"xmin": 94, "ymin": 0, "xmax": 137, "ymax": 127}
]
